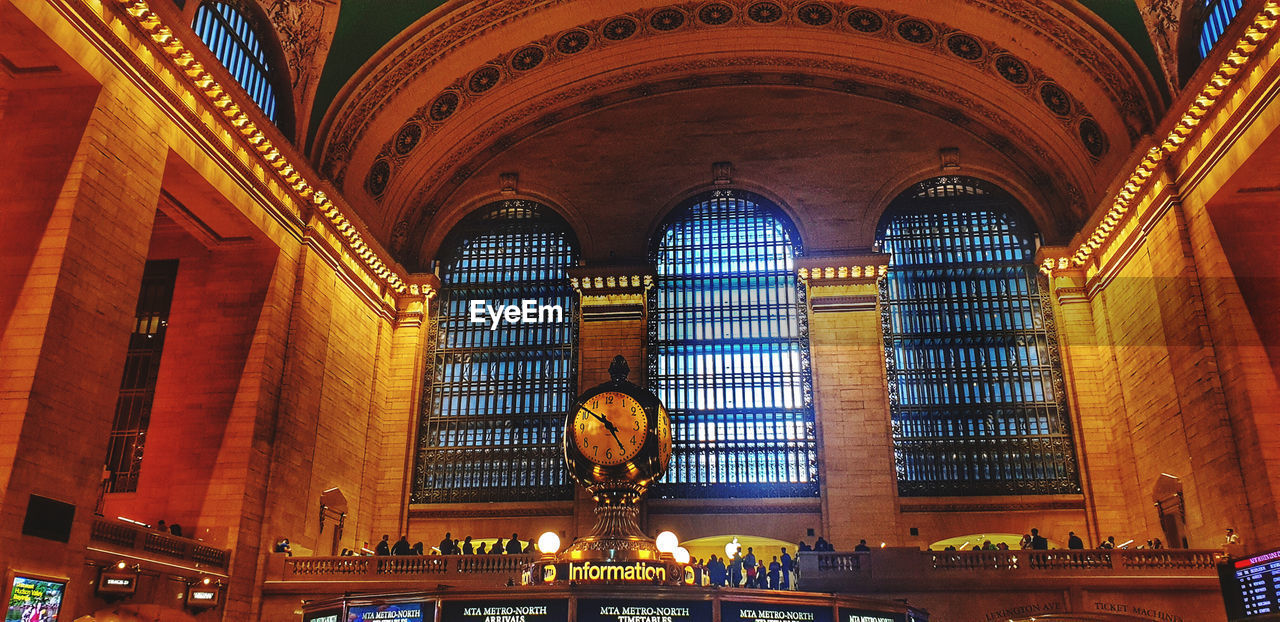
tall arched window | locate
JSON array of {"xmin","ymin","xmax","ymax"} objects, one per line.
[
  {"xmin": 413, "ymin": 201, "xmax": 579, "ymax": 503},
  {"xmin": 1197, "ymin": 0, "xmax": 1244, "ymax": 59},
  {"xmin": 649, "ymin": 189, "xmax": 818, "ymax": 498},
  {"xmin": 877, "ymin": 177, "xmax": 1079, "ymax": 496},
  {"xmin": 192, "ymin": 1, "xmax": 281, "ymax": 123}
]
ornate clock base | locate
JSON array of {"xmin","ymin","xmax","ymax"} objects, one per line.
[{"xmin": 562, "ymin": 483, "xmax": 661, "ymax": 562}]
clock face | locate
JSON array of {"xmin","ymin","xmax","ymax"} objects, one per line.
[{"xmin": 571, "ymin": 391, "xmax": 648, "ymax": 466}]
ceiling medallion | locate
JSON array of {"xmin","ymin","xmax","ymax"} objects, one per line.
[
  {"xmin": 468, "ymin": 66, "xmax": 501, "ymax": 93},
  {"xmin": 945, "ymin": 33, "xmax": 983, "ymax": 60},
  {"xmin": 994, "ymin": 54, "xmax": 1030, "ymax": 84},
  {"xmin": 747, "ymin": 1, "xmax": 783, "ymax": 23},
  {"xmin": 896, "ymin": 19, "xmax": 934, "ymax": 44},
  {"xmin": 1079, "ymin": 118, "xmax": 1107, "ymax": 159},
  {"xmin": 511, "ymin": 45, "xmax": 546, "ymax": 71},
  {"xmin": 366, "ymin": 159, "xmax": 391, "ymax": 197},
  {"xmin": 797, "ymin": 3, "xmax": 834, "ymax": 26},
  {"xmin": 846, "ymin": 8, "xmax": 884, "ymax": 33},
  {"xmin": 556, "ymin": 29, "xmax": 592, "ymax": 54},
  {"xmin": 602, "ymin": 16, "xmax": 639, "ymax": 40},
  {"xmin": 429, "ymin": 91, "xmax": 460, "ymax": 121},
  {"xmin": 394, "ymin": 122, "xmax": 423, "ymax": 155},
  {"xmin": 649, "ymin": 8, "xmax": 686, "ymax": 31},
  {"xmin": 698, "ymin": 3, "xmax": 734, "ymax": 25},
  {"xmin": 1039, "ymin": 82, "xmax": 1072, "ymax": 116}
]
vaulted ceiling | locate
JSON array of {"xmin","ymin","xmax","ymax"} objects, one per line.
[{"xmin": 305, "ymin": 0, "xmax": 1167, "ymax": 268}]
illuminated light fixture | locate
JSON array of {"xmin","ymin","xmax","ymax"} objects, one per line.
[
  {"xmin": 673, "ymin": 547, "xmax": 691, "ymax": 564},
  {"xmin": 117, "ymin": 561, "xmax": 127, "ymax": 569},
  {"xmin": 536, "ymin": 532, "xmax": 561, "ymax": 556},
  {"xmin": 655, "ymin": 531, "xmax": 679, "ymax": 554}
]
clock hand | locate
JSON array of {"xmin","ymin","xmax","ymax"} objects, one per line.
[
  {"xmin": 580, "ymin": 404, "xmax": 619, "ymax": 433},
  {"xmin": 607, "ymin": 426, "xmax": 627, "ymax": 452}
]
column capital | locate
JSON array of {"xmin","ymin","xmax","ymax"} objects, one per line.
[
  {"xmin": 796, "ymin": 253, "xmax": 889, "ymax": 286},
  {"xmin": 568, "ymin": 264, "xmax": 655, "ymax": 321}
]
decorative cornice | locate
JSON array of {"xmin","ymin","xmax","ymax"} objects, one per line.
[
  {"xmin": 111, "ymin": 0, "xmax": 419, "ymax": 307},
  {"xmin": 569, "ymin": 266, "xmax": 655, "ymax": 322},
  {"xmin": 797, "ymin": 254, "xmax": 890, "ymax": 285},
  {"xmin": 1043, "ymin": 2, "xmax": 1280, "ymax": 276}
]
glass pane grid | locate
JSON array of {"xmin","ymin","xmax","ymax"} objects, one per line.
[
  {"xmin": 1199, "ymin": 0, "xmax": 1245, "ymax": 58},
  {"xmin": 105, "ymin": 260, "xmax": 178, "ymax": 493},
  {"xmin": 413, "ymin": 201, "xmax": 578, "ymax": 503},
  {"xmin": 649, "ymin": 191, "xmax": 818, "ymax": 498},
  {"xmin": 880, "ymin": 180, "xmax": 1079, "ymax": 496},
  {"xmin": 193, "ymin": 2, "xmax": 278, "ymax": 122}
]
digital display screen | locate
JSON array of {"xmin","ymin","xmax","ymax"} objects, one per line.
[
  {"xmin": 1222, "ymin": 548, "xmax": 1280, "ymax": 619},
  {"xmin": 5, "ymin": 576, "xmax": 64, "ymax": 622},
  {"xmin": 347, "ymin": 602, "xmax": 433, "ymax": 622},
  {"xmin": 578, "ymin": 599, "xmax": 712, "ymax": 622},
  {"xmin": 721, "ymin": 602, "xmax": 833, "ymax": 622},
  {"xmin": 304, "ymin": 608, "xmax": 342, "ymax": 622},
  {"xmin": 441, "ymin": 599, "xmax": 568, "ymax": 622}
]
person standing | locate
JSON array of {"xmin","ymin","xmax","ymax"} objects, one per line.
[
  {"xmin": 462, "ymin": 536, "xmax": 474, "ymax": 555},
  {"xmin": 392, "ymin": 535, "xmax": 412, "ymax": 556},
  {"xmin": 376, "ymin": 535, "xmax": 391, "ymax": 556},
  {"xmin": 439, "ymin": 532, "xmax": 454, "ymax": 555},
  {"xmin": 1224, "ymin": 528, "xmax": 1243, "ymax": 557},
  {"xmin": 854, "ymin": 539, "xmax": 871, "ymax": 552},
  {"xmin": 506, "ymin": 533, "xmax": 523, "ymax": 554},
  {"xmin": 779, "ymin": 548, "xmax": 792, "ymax": 590},
  {"xmin": 492, "ymin": 538, "xmax": 505, "ymax": 554},
  {"xmin": 1067, "ymin": 532, "xmax": 1084, "ymax": 549},
  {"xmin": 768, "ymin": 556, "xmax": 780, "ymax": 590},
  {"xmin": 1030, "ymin": 528, "xmax": 1048, "ymax": 550}
]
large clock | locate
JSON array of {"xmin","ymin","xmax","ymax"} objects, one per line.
[{"xmin": 564, "ymin": 356, "xmax": 671, "ymax": 487}]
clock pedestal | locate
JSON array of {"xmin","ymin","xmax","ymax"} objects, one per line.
[{"xmin": 562, "ymin": 482, "xmax": 661, "ymax": 561}]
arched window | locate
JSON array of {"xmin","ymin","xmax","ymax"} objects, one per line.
[
  {"xmin": 413, "ymin": 201, "xmax": 579, "ymax": 503},
  {"xmin": 192, "ymin": 1, "xmax": 281, "ymax": 122},
  {"xmin": 877, "ymin": 177, "xmax": 1079, "ymax": 496},
  {"xmin": 649, "ymin": 189, "xmax": 818, "ymax": 498},
  {"xmin": 1197, "ymin": 0, "xmax": 1244, "ymax": 59}
]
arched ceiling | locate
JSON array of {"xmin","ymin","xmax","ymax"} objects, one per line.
[{"xmin": 309, "ymin": 0, "xmax": 1166, "ymax": 268}]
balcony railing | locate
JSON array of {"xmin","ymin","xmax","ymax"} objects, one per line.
[
  {"xmin": 88, "ymin": 517, "xmax": 230, "ymax": 570},
  {"xmin": 275, "ymin": 554, "xmax": 535, "ymax": 583},
  {"xmin": 797, "ymin": 549, "xmax": 1219, "ymax": 592}
]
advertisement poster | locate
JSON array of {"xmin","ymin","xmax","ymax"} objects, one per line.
[
  {"xmin": 441, "ymin": 599, "xmax": 569, "ymax": 622},
  {"xmin": 347, "ymin": 602, "xmax": 433, "ymax": 622},
  {"xmin": 5, "ymin": 576, "xmax": 64, "ymax": 622},
  {"xmin": 720, "ymin": 602, "xmax": 833, "ymax": 622},
  {"xmin": 578, "ymin": 599, "xmax": 712, "ymax": 622}
]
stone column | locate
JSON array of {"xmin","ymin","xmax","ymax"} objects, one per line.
[
  {"xmin": 568, "ymin": 265, "xmax": 655, "ymax": 535},
  {"xmin": 796, "ymin": 255, "xmax": 901, "ymax": 548}
]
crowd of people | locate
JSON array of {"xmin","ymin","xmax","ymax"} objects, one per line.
[
  {"xmin": 335, "ymin": 532, "xmax": 537, "ymax": 557},
  {"xmin": 693, "ymin": 545, "xmax": 798, "ymax": 590},
  {"xmin": 933, "ymin": 526, "xmax": 1243, "ymax": 553}
]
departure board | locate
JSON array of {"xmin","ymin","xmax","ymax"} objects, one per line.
[{"xmin": 1221, "ymin": 548, "xmax": 1280, "ymax": 620}]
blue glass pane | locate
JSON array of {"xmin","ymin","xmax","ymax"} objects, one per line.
[
  {"xmin": 1199, "ymin": 0, "xmax": 1244, "ymax": 58},
  {"xmin": 880, "ymin": 177, "xmax": 1078, "ymax": 496},
  {"xmin": 414, "ymin": 201, "xmax": 578, "ymax": 503},
  {"xmin": 192, "ymin": 2, "xmax": 278, "ymax": 123},
  {"xmin": 650, "ymin": 190, "xmax": 818, "ymax": 498}
]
